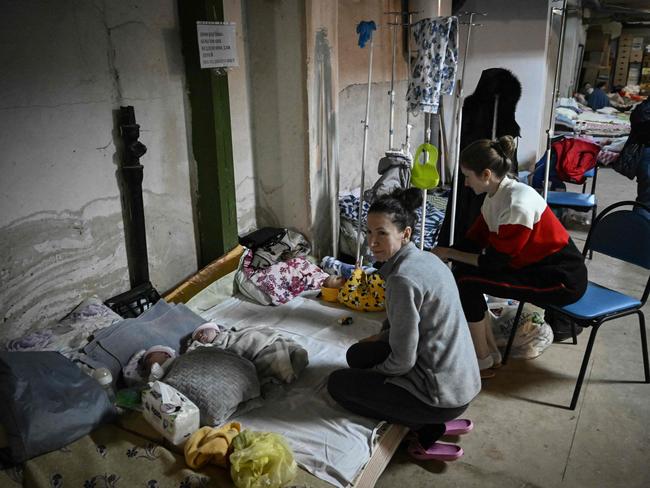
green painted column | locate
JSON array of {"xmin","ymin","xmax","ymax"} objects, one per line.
[{"xmin": 178, "ymin": 0, "xmax": 238, "ymax": 267}]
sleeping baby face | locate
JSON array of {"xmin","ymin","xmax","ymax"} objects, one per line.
[
  {"xmin": 194, "ymin": 327, "xmax": 218, "ymax": 344},
  {"xmin": 323, "ymin": 275, "xmax": 346, "ymax": 289}
]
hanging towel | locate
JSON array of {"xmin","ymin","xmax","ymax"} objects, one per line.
[
  {"xmin": 406, "ymin": 16, "xmax": 458, "ymax": 115},
  {"xmin": 356, "ymin": 21, "xmax": 376, "ymax": 48}
]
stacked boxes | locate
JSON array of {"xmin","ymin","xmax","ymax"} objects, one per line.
[
  {"xmin": 614, "ymin": 35, "xmax": 631, "ymax": 87},
  {"xmin": 614, "ymin": 32, "xmax": 649, "ymax": 91},
  {"xmin": 641, "ymin": 40, "xmax": 650, "ymax": 95}
]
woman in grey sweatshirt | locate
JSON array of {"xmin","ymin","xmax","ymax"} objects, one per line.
[{"xmin": 327, "ymin": 188, "xmax": 481, "ymax": 461}]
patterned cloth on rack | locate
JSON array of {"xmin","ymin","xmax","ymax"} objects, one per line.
[
  {"xmin": 338, "ymin": 194, "xmax": 445, "ymax": 250},
  {"xmin": 406, "ymin": 16, "xmax": 458, "ymax": 115}
]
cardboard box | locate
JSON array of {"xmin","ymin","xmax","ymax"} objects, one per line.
[
  {"xmin": 627, "ymin": 63, "xmax": 642, "ymax": 85},
  {"xmin": 631, "ymin": 37, "xmax": 644, "ymax": 51}
]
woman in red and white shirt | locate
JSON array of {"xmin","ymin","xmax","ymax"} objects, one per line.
[{"xmin": 434, "ymin": 136, "xmax": 587, "ymax": 376}]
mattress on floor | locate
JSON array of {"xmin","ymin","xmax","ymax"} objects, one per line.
[
  {"xmin": 179, "ymin": 248, "xmax": 408, "ymax": 488},
  {"xmin": 191, "ymin": 287, "xmax": 399, "ymax": 487}
]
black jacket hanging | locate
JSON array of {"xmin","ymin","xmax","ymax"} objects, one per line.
[{"xmin": 439, "ymin": 68, "xmax": 522, "ymax": 248}]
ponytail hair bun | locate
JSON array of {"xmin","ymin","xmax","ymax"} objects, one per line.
[
  {"xmin": 494, "ymin": 135, "xmax": 516, "ymax": 160},
  {"xmin": 391, "ymin": 187, "xmax": 423, "ymax": 213},
  {"xmin": 368, "ymin": 187, "xmax": 422, "ymax": 232},
  {"xmin": 461, "ymin": 136, "xmax": 516, "ymax": 178}
]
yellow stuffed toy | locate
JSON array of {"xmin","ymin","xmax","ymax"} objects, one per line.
[{"xmin": 337, "ymin": 268, "xmax": 385, "ymax": 312}]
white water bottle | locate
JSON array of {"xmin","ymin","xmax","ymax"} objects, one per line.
[{"xmin": 93, "ymin": 367, "xmax": 116, "ymax": 403}]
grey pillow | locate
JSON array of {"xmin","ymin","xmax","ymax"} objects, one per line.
[
  {"xmin": 0, "ymin": 352, "xmax": 115, "ymax": 464},
  {"xmin": 164, "ymin": 347, "xmax": 261, "ymax": 426},
  {"xmin": 82, "ymin": 300, "xmax": 205, "ymax": 383}
]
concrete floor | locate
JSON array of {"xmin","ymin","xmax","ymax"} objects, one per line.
[{"xmin": 376, "ymin": 167, "xmax": 650, "ymax": 488}]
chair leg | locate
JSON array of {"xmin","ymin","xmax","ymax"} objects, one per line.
[
  {"xmin": 570, "ymin": 324, "xmax": 599, "ymax": 410},
  {"xmin": 502, "ymin": 301, "xmax": 525, "ymax": 365},
  {"xmin": 638, "ymin": 311, "xmax": 650, "ymax": 383},
  {"xmin": 588, "ymin": 205, "xmax": 597, "ymax": 260},
  {"xmin": 571, "ymin": 321, "xmax": 578, "ymax": 345}
]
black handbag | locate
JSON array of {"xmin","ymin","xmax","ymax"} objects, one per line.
[{"xmin": 613, "ymin": 142, "xmax": 644, "ymax": 180}]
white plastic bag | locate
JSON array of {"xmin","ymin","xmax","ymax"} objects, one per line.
[{"xmin": 488, "ymin": 299, "xmax": 554, "ymax": 359}]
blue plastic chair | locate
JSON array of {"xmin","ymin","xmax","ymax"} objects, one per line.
[
  {"xmin": 547, "ymin": 165, "xmax": 599, "ymax": 229},
  {"xmin": 502, "ymin": 201, "xmax": 650, "ymax": 410}
]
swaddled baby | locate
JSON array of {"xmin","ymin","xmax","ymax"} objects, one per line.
[
  {"xmin": 187, "ymin": 321, "xmax": 308, "ymax": 385},
  {"xmin": 123, "ymin": 345, "xmax": 177, "ymax": 386},
  {"xmin": 190, "ymin": 322, "xmax": 225, "ymax": 345}
]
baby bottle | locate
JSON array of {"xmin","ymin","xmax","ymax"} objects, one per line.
[{"xmin": 93, "ymin": 367, "xmax": 116, "ymax": 403}]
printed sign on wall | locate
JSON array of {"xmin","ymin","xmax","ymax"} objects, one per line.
[{"xmin": 196, "ymin": 22, "xmax": 238, "ymax": 69}]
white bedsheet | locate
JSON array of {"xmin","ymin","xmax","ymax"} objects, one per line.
[{"xmin": 198, "ymin": 292, "xmax": 387, "ymax": 487}]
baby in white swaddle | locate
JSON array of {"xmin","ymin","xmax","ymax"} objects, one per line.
[{"xmin": 187, "ymin": 321, "xmax": 308, "ymax": 386}]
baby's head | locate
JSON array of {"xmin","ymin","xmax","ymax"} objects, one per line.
[
  {"xmin": 192, "ymin": 322, "xmax": 221, "ymax": 344},
  {"xmin": 321, "ymin": 275, "xmax": 346, "ymax": 303},
  {"xmin": 142, "ymin": 345, "xmax": 176, "ymax": 372},
  {"xmin": 323, "ymin": 275, "xmax": 346, "ymax": 289}
]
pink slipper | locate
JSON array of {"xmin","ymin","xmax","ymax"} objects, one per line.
[
  {"xmin": 408, "ymin": 441, "xmax": 463, "ymax": 462},
  {"xmin": 444, "ymin": 418, "xmax": 474, "ymax": 436}
]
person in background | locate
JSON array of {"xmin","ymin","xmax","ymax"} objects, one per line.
[
  {"xmin": 328, "ymin": 188, "xmax": 480, "ymax": 462},
  {"xmin": 433, "ymin": 137, "xmax": 588, "ymax": 376},
  {"xmin": 614, "ymin": 98, "xmax": 650, "ymax": 218},
  {"xmin": 587, "ymin": 81, "xmax": 610, "ymax": 111}
]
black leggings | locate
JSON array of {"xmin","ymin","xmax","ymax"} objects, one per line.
[
  {"xmin": 454, "ymin": 257, "xmax": 587, "ymax": 323},
  {"xmin": 327, "ymin": 341, "xmax": 468, "ymax": 446}
]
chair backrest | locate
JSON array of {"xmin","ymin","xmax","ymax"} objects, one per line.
[{"xmin": 585, "ymin": 201, "xmax": 650, "ymax": 270}]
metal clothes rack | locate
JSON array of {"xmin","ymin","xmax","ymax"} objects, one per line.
[
  {"xmin": 543, "ymin": 0, "xmax": 569, "ymax": 200},
  {"xmin": 448, "ymin": 11, "xmax": 486, "ymax": 247}
]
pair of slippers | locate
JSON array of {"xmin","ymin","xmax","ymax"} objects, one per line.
[{"xmin": 407, "ymin": 418, "xmax": 473, "ymax": 462}]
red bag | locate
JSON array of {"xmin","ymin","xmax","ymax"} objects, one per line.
[{"xmin": 552, "ymin": 138, "xmax": 600, "ymax": 184}]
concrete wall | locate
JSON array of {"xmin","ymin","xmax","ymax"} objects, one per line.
[
  {"xmin": 0, "ymin": 1, "xmax": 196, "ymax": 339},
  {"xmin": 337, "ymin": 0, "xmax": 427, "ymax": 193},
  {"xmin": 446, "ymin": 0, "xmax": 552, "ymax": 169},
  {"xmin": 245, "ymin": 0, "xmax": 311, "ymax": 235},
  {"xmin": 559, "ymin": 5, "xmax": 588, "ymax": 98},
  {"xmin": 305, "ymin": 1, "xmax": 340, "ymax": 257},
  {"xmin": 224, "ymin": 0, "xmax": 257, "ymax": 235}
]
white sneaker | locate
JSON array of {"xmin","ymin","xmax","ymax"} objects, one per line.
[
  {"xmin": 491, "ymin": 350, "xmax": 502, "ymax": 369},
  {"xmin": 477, "ymin": 354, "xmax": 494, "ymax": 370}
]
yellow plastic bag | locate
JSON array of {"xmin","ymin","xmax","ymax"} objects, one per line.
[
  {"xmin": 230, "ymin": 430, "xmax": 297, "ymax": 488},
  {"xmin": 337, "ymin": 268, "xmax": 385, "ymax": 312}
]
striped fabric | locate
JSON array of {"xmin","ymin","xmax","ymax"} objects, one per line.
[{"xmin": 339, "ymin": 194, "xmax": 445, "ymax": 250}]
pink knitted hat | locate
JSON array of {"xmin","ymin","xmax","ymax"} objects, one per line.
[
  {"xmin": 192, "ymin": 322, "xmax": 221, "ymax": 340},
  {"xmin": 144, "ymin": 345, "xmax": 176, "ymax": 360}
]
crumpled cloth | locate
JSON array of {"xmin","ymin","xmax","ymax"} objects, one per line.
[{"xmin": 184, "ymin": 422, "xmax": 242, "ymax": 469}]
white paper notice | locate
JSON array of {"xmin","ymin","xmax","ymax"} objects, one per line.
[{"xmin": 196, "ymin": 22, "xmax": 238, "ymax": 69}]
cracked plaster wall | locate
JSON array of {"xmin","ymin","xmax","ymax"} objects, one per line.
[
  {"xmin": 0, "ymin": 1, "xmax": 198, "ymax": 339},
  {"xmin": 337, "ymin": 0, "xmax": 426, "ymax": 194}
]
